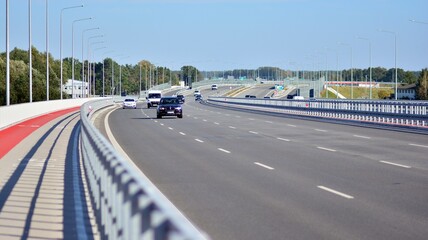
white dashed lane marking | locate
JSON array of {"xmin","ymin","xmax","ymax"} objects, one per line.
[
  {"xmin": 380, "ymin": 161, "xmax": 411, "ymax": 169},
  {"xmin": 254, "ymin": 162, "xmax": 274, "ymax": 170},
  {"xmin": 317, "ymin": 147, "xmax": 337, "ymax": 152},
  {"xmin": 218, "ymin": 148, "xmax": 231, "ymax": 153},
  {"xmin": 353, "ymin": 135, "xmax": 371, "ymax": 139},
  {"xmin": 318, "ymin": 186, "xmax": 354, "ymax": 199},
  {"xmin": 409, "ymin": 143, "xmax": 428, "ymax": 148}
]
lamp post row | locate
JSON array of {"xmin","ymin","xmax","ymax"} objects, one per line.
[{"xmin": 4, "ymin": 4, "xmax": 426, "ymax": 104}]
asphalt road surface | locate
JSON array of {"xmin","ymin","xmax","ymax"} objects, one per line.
[{"xmin": 98, "ymin": 92, "xmax": 428, "ymax": 240}]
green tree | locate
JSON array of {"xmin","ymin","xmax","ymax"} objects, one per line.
[
  {"xmin": 181, "ymin": 65, "xmax": 199, "ymax": 87},
  {"xmin": 416, "ymin": 68, "xmax": 428, "ymax": 100}
]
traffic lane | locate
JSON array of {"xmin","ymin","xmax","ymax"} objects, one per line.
[
  {"xmin": 234, "ymin": 84, "xmax": 275, "ymax": 98},
  {"xmin": 108, "ymin": 107, "xmax": 335, "ymax": 239},
  {"xmin": 139, "ymin": 106, "xmax": 428, "ymax": 239},
  {"xmin": 111, "ymin": 106, "xmax": 405, "ymax": 240},
  {"xmin": 219, "ymin": 127, "xmax": 428, "ymax": 239},
  {"xmin": 185, "ymin": 101, "xmax": 428, "ymax": 170}
]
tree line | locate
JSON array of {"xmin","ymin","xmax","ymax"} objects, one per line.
[{"xmin": 1, "ymin": 47, "xmax": 427, "ymax": 105}]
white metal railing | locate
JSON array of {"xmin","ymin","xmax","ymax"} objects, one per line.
[
  {"xmin": 80, "ymin": 99, "xmax": 208, "ymax": 239},
  {"xmin": 207, "ymin": 97, "xmax": 428, "ymax": 130}
]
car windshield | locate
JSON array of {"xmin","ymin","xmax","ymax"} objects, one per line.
[
  {"xmin": 124, "ymin": 99, "xmax": 134, "ymax": 102},
  {"xmin": 160, "ymin": 98, "xmax": 179, "ymax": 104},
  {"xmin": 148, "ymin": 93, "xmax": 161, "ymax": 98}
]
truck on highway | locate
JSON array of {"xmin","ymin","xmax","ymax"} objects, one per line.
[{"xmin": 146, "ymin": 90, "xmax": 162, "ymax": 108}]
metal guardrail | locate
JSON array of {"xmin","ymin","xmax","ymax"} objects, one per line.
[
  {"xmin": 80, "ymin": 99, "xmax": 207, "ymax": 240},
  {"xmin": 207, "ymin": 97, "xmax": 428, "ymax": 130}
]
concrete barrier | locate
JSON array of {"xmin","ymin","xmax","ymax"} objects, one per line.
[{"xmin": 0, "ymin": 98, "xmax": 101, "ymax": 130}]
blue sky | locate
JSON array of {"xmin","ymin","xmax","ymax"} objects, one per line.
[{"xmin": 1, "ymin": 0, "xmax": 427, "ymax": 71}]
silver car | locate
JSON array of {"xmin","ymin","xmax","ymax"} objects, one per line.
[{"xmin": 123, "ymin": 98, "xmax": 137, "ymax": 109}]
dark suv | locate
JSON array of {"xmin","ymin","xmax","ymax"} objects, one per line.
[
  {"xmin": 157, "ymin": 97, "xmax": 183, "ymax": 119},
  {"xmin": 177, "ymin": 94, "xmax": 185, "ymax": 103}
]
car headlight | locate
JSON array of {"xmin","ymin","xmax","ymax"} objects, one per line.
[{"xmin": 159, "ymin": 107, "xmax": 165, "ymax": 110}]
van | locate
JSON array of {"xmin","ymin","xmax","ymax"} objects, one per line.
[{"xmin": 146, "ymin": 90, "xmax": 162, "ymax": 108}]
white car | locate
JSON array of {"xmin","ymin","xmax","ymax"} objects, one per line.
[
  {"xmin": 293, "ymin": 96, "xmax": 304, "ymax": 100},
  {"xmin": 211, "ymin": 84, "xmax": 218, "ymax": 90},
  {"xmin": 194, "ymin": 90, "xmax": 201, "ymax": 96},
  {"xmin": 123, "ymin": 98, "xmax": 137, "ymax": 109}
]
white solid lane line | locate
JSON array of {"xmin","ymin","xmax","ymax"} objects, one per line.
[
  {"xmin": 409, "ymin": 143, "xmax": 428, "ymax": 148},
  {"xmin": 318, "ymin": 186, "xmax": 354, "ymax": 199},
  {"xmin": 317, "ymin": 147, "xmax": 337, "ymax": 152},
  {"xmin": 195, "ymin": 139, "xmax": 204, "ymax": 143},
  {"xmin": 179, "ymin": 132, "xmax": 186, "ymax": 136},
  {"xmin": 218, "ymin": 148, "xmax": 231, "ymax": 153},
  {"xmin": 353, "ymin": 135, "xmax": 371, "ymax": 139},
  {"xmin": 277, "ymin": 137, "xmax": 291, "ymax": 142},
  {"xmin": 380, "ymin": 161, "xmax": 411, "ymax": 169},
  {"xmin": 254, "ymin": 162, "xmax": 274, "ymax": 170},
  {"xmin": 249, "ymin": 131, "xmax": 259, "ymax": 135}
]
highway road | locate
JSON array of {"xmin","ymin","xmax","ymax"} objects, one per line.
[
  {"xmin": 96, "ymin": 89, "xmax": 428, "ymax": 240},
  {"xmin": 233, "ymin": 84, "xmax": 276, "ymax": 98}
]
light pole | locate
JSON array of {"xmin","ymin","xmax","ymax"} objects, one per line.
[
  {"xmin": 87, "ymin": 41, "xmax": 104, "ymax": 96},
  {"xmin": 379, "ymin": 29, "xmax": 398, "ymax": 100},
  {"xmin": 60, "ymin": 4, "xmax": 83, "ymax": 99},
  {"xmin": 6, "ymin": 0, "xmax": 10, "ymax": 105},
  {"xmin": 339, "ymin": 42, "xmax": 353, "ymax": 99},
  {"xmin": 409, "ymin": 19, "xmax": 428, "ymax": 25},
  {"xmin": 102, "ymin": 51, "xmax": 114, "ymax": 97},
  {"xmin": 29, "ymin": 0, "xmax": 32, "ymax": 102},
  {"xmin": 87, "ymin": 35, "xmax": 103, "ymax": 93},
  {"xmin": 72, "ymin": 17, "xmax": 91, "ymax": 98},
  {"xmin": 357, "ymin": 36, "xmax": 372, "ymax": 99},
  {"xmin": 112, "ymin": 54, "xmax": 124, "ymax": 96},
  {"xmin": 82, "ymin": 28, "xmax": 99, "ymax": 97},
  {"xmin": 119, "ymin": 56, "xmax": 130, "ymax": 96},
  {"xmin": 46, "ymin": 0, "xmax": 49, "ymax": 100},
  {"xmin": 92, "ymin": 47, "xmax": 107, "ymax": 97}
]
